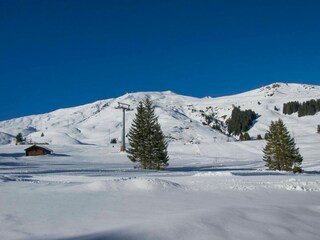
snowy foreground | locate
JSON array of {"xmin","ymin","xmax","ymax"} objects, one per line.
[{"xmin": 1, "ymin": 136, "xmax": 320, "ymax": 240}]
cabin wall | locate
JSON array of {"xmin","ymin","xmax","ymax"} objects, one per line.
[{"xmin": 26, "ymin": 148, "xmax": 47, "ymax": 156}]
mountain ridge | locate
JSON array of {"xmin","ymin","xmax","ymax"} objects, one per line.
[{"xmin": 0, "ymin": 82, "xmax": 319, "ymax": 145}]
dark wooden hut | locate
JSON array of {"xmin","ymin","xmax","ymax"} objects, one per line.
[{"xmin": 25, "ymin": 145, "xmax": 53, "ymax": 156}]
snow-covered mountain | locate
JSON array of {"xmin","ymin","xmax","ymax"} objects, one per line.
[{"xmin": 0, "ymin": 83, "xmax": 319, "ymax": 145}]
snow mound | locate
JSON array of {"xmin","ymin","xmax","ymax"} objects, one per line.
[
  {"xmin": 277, "ymin": 178, "xmax": 320, "ymax": 192},
  {"xmin": 194, "ymin": 171, "xmax": 234, "ymax": 177},
  {"xmin": 83, "ymin": 178, "xmax": 184, "ymax": 192}
]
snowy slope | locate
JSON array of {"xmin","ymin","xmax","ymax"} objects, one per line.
[
  {"xmin": 0, "ymin": 83, "xmax": 320, "ymax": 240},
  {"xmin": 0, "ymin": 131, "xmax": 14, "ymax": 145},
  {"xmin": 0, "ymin": 82, "xmax": 319, "ymax": 145}
]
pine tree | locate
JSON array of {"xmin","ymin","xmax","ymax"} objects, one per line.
[
  {"xmin": 127, "ymin": 101, "xmax": 147, "ymax": 167},
  {"xmin": 243, "ymin": 132, "xmax": 251, "ymax": 141},
  {"xmin": 256, "ymin": 134, "xmax": 263, "ymax": 140},
  {"xmin": 151, "ymin": 122, "xmax": 169, "ymax": 169},
  {"xmin": 15, "ymin": 133, "xmax": 23, "ymax": 145},
  {"xmin": 127, "ymin": 98, "xmax": 169, "ymax": 170},
  {"xmin": 263, "ymin": 119, "xmax": 303, "ymax": 173},
  {"xmin": 317, "ymin": 125, "xmax": 320, "ymax": 134}
]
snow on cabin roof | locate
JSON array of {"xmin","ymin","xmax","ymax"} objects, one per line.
[{"xmin": 24, "ymin": 145, "xmax": 53, "ymax": 153}]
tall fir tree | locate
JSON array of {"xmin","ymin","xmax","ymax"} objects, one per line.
[
  {"xmin": 127, "ymin": 97, "xmax": 169, "ymax": 170},
  {"xmin": 127, "ymin": 101, "xmax": 147, "ymax": 166},
  {"xmin": 151, "ymin": 121, "xmax": 169, "ymax": 169},
  {"xmin": 263, "ymin": 119, "xmax": 303, "ymax": 173}
]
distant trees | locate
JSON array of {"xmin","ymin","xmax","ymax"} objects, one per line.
[
  {"xmin": 127, "ymin": 97, "xmax": 169, "ymax": 170},
  {"xmin": 15, "ymin": 133, "xmax": 23, "ymax": 144},
  {"xmin": 263, "ymin": 119, "xmax": 303, "ymax": 173},
  {"xmin": 110, "ymin": 138, "xmax": 117, "ymax": 144},
  {"xmin": 283, "ymin": 101, "xmax": 300, "ymax": 115},
  {"xmin": 283, "ymin": 99, "xmax": 320, "ymax": 117},
  {"xmin": 298, "ymin": 99, "xmax": 320, "ymax": 117},
  {"xmin": 227, "ymin": 107, "xmax": 257, "ymax": 136},
  {"xmin": 204, "ymin": 113, "xmax": 215, "ymax": 125}
]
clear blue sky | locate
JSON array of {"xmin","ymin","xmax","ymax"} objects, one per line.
[{"xmin": 1, "ymin": 0, "xmax": 320, "ymax": 120}]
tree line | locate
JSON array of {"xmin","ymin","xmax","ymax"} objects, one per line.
[
  {"xmin": 283, "ymin": 99, "xmax": 320, "ymax": 117},
  {"xmin": 227, "ymin": 106, "xmax": 258, "ymax": 136}
]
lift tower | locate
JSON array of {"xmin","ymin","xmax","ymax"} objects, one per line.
[{"xmin": 116, "ymin": 102, "xmax": 131, "ymax": 152}]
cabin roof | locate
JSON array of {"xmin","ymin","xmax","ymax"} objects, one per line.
[{"xmin": 24, "ymin": 144, "xmax": 53, "ymax": 153}]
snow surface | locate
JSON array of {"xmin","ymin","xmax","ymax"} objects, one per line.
[
  {"xmin": 1, "ymin": 82, "xmax": 319, "ymax": 145},
  {"xmin": 0, "ymin": 83, "xmax": 320, "ymax": 239}
]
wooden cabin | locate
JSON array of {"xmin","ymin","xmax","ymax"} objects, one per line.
[{"xmin": 25, "ymin": 145, "xmax": 53, "ymax": 156}]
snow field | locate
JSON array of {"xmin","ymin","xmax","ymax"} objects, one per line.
[
  {"xmin": 1, "ymin": 134, "xmax": 320, "ymax": 240},
  {"xmin": 0, "ymin": 83, "xmax": 320, "ymax": 239}
]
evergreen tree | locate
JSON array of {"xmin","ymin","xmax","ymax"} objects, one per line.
[
  {"xmin": 243, "ymin": 132, "xmax": 251, "ymax": 141},
  {"xmin": 240, "ymin": 132, "xmax": 250, "ymax": 141},
  {"xmin": 15, "ymin": 133, "xmax": 23, "ymax": 144},
  {"xmin": 127, "ymin": 101, "xmax": 147, "ymax": 166},
  {"xmin": 317, "ymin": 125, "xmax": 320, "ymax": 134},
  {"xmin": 256, "ymin": 134, "xmax": 263, "ymax": 140},
  {"xmin": 263, "ymin": 119, "xmax": 303, "ymax": 173},
  {"xmin": 150, "ymin": 122, "xmax": 169, "ymax": 169},
  {"xmin": 127, "ymin": 98, "xmax": 169, "ymax": 170}
]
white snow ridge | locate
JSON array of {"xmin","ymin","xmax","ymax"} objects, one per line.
[
  {"xmin": 0, "ymin": 83, "xmax": 320, "ymax": 240},
  {"xmin": 80, "ymin": 178, "xmax": 184, "ymax": 192}
]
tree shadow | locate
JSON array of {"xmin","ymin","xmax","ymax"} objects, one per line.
[
  {"xmin": 18, "ymin": 168, "xmax": 131, "ymax": 175},
  {"xmin": 0, "ymin": 161, "xmax": 27, "ymax": 167},
  {"xmin": 51, "ymin": 153, "xmax": 71, "ymax": 157},
  {"xmin": 0, "ymin": 153, "xmax": 25, "ymax": 158},
  {"xmin": 50, "ymin": 230, "xmax": 146, "ymax": 240},
  {"xmin": 303, "ymin": 170, "xmax": 320, "ymax": 175},
  {"xmin": 231, "ymin": 171, "xmax": 285, "ymax": 176},
  {"xmin": 167, "ymin": 166, "xmax": 255, "ymax": 172}
]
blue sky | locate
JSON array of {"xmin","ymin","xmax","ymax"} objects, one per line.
[{"xmin": 1, "ymin": 0, "xmax": 320, "ymax": 120}]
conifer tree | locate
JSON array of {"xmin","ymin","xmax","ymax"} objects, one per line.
[
  {"xmin": 256, "ymin": 134, "xmax": 263, "ymax": 140},
  {"xmin": 127, "ymin": 97, "xmax": 169, "ymax": 170},
  {"xmin": 151, "ymin": 122, "xmax": 169, "ymax": 169},
  {"xmin": 263, "ymin": 119, "xmax": 303, "ymax": 173},
  {"xmin": 127, "ymin": 101, "xmax": 147, "ymax": 166},
  {"xmin": 242, "ymin": 132, "xmax": 251, "ymax": 141},
  {"xmin": 15, "ymin": 133, "xmax": 23, "ymax": 144}
]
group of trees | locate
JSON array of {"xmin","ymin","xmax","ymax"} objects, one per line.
[
  {"xmin": 127, "ymin": 99, "xmax": 303, "ymax": 173},
  {"xmin": 227, "ymin": 106, "xmax": 257, "ymax": 136},
  {"xmin": 127, "ymin": 98, "xmax": 169, "ymax": 170},
  {"xmin": 283, "ymin": 99, "xmax": 320, "ymax": 117}
]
